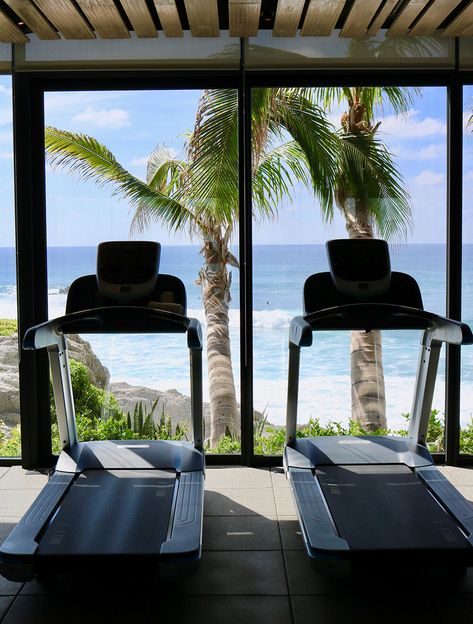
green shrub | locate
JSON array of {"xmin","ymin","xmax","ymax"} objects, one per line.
[{"xmin": 0, "ymin": 319, "xmax": 17, "ymax": 336}]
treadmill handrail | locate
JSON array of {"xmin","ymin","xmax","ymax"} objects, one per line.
[
  {"xmin": 23, "ymin": 306, "xmax": 203, "ymax": 351},
  {"xmin": 23, "ymin": 306, "xmax": 204, "ymax": 451},
  {"xmin": 289, "ymin": 303, "xmax": 473, "ymax": 348},
  {"xmin": 286, "ymin": 302, "xmax": 472, "ymax": 446}
]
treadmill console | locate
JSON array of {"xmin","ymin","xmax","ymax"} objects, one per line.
[
  {"xmin": 97, "ymin": 241, "xmax": 160, "ymax": 300},
  {"xmin": 326, "ymin": 239, "xmax": 391, "ymax": 298}
]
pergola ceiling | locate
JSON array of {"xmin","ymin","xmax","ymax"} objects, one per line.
[{"xmin": 0, "ymin": 0, "xmax": 472, "ymax": 44}]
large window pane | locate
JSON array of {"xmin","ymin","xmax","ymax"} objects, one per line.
[
  {"xmin": 252, "ymin": 86, "xmax": 447, "ymax": 455},
  {"xmin": 462, "ymin": 85, "xmax": 473, "ymax": 455},
  {"xmin": 0, "ymin": 76, "xmax": 19, "ymax": 457},
  {"xmin": 45, "ymin": 88, "xmax": 240, "ymax": 453}
]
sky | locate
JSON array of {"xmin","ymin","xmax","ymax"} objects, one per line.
[{"xmin": 0, "ymin": 76, "xmax": 472, "ymax": 247}]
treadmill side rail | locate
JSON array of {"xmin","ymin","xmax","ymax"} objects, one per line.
[
  {"xmin": 289, "ymin": 468, "xmax": 349, "ymax": 556},
  {"xmin": 0, "ymin": 472, "xmax": 75, "ymax": 581},
  {"xmin": 416, "ymin": 466, "xmax": 473, "ymax": 545},
  {"xmin": 160, "ymin": 471, "xmax": 204, "ymax": 577}
]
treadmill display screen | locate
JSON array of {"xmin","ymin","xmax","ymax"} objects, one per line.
[
  {"xmin": 328, "ymin": 239, "xmax": 390, "ymax": 282},
  {"xmin": 98, "ymin": 242, "xmax": 160, "ymax": 285},
  {"xmin": 326, "ymin": 239, "xmax": 391, "ymax": 297}
]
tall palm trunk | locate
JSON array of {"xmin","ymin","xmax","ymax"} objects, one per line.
[
  {"xmin": 199, "ymin": 236, "xmax": 239, "ymax": 447},
  {"xmin": 344, "ymin": 198, "xmax": 387, "ymax": 431}
]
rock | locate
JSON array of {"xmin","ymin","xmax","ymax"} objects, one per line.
[
  {"xmin": 111, "ymin": 381, "xmax": 211, "ymax": 437},
  {"xmin": 0, "ymin": 334, "xmax": 20, "ymax": 423},
  {"xmin": 67, "ymin": 334, "xmax": 110, "ymax": 389},
  {"xmin": 0, "ymin": 333, "xmax": 109, "ymax": 425}
]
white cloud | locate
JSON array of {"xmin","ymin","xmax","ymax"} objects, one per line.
[
  {"xmin": 379, "ymin": 109, "xmax": 446, "ymax": 139},
  {"xmin": 44, "ymin": 92, "xmax": 122, "ymax": 114},
  {"xmin": 391, "ymin": 143, "xmax": 444, "ymax": 160},
  {"xmin": 0, "ymin": 107, "xmax": 12, "ymax": 127},
  {"xmin": 0, "ymin": 151, "xmax": 13, "ymax": 160},
  {"xmin": 464, "ymin": 170, "xmax": 473, "ymax": 181},
  {"xmin": 71, "ymin": 106, "xmax": 131, "ymax": 129},
  {"xmin": 411, "ymin": 170, "xmax": 445, "ymax": 187},
  {"xmin": 0, "ymin": 84, "xmax": 12, "ymax": 97},
  {"xmin": 130, "ymin": 155, "xmax": 150, "ymax": 166}
]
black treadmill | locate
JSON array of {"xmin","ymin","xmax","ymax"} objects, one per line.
[
  {"xmin": 284, "ymin": 239, "xmax": 473, "ymax": 575},
  {"xmin": 0, "ymin": 241, "xmax": 205, "ymax": 581}
]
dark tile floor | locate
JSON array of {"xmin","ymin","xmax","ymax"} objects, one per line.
[{"xmin": 0, "ymin": 465, "xmax": 473, "ymax": 623}]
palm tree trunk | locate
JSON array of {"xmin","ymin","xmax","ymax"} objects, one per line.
[
  {"xmin": 344, "ymin": 199, "xmax": 387, "ymax": 431},
  {"xmin": 199, "ymin": 237, "xmax": 240, "ymax": 447}
]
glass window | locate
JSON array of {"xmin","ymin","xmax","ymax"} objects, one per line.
[
  {"xmin": 0, "ymin": 75, "xmax": 20, "ymax": 457},
  {"xmin": 461, "ymin": 85, "xmax": 473, "ymax": 455},
  {"xmin": 252, "ymin": 86, "xmax": 447, "ymax": 455},
  {"xmin": 44, "ymin": 88, "xmax": 240, "ymax": 454}
]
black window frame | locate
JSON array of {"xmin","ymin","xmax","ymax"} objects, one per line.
[{"xmin": 8, "ymin": 61, "xmax": 473, "ymax": 468}]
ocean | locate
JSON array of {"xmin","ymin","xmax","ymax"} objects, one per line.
[{"xmin": 1, "ymin": 244, "xmax": 472, "ymax": 429}]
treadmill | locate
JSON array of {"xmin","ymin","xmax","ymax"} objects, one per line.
[
  {"xmin": 284, "ymin": 238, "xmax": 473, "ymax": 575},
  {"xmin": 0, "ymin": 241, "xmax": 205, "ymax": 581}
]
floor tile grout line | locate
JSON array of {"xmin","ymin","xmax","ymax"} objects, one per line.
[
  {"xmin": 270, "ymin": 468, "xmax": 296, "ymax": 624},
  {"xmin": 0, "ymin": 584, "xmax": 25, "ymax": 624}
]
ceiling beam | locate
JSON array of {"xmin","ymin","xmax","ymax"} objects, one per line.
[
  {"xmin": 340, "ymin": 0, "xmax": 384, "ymax": 38},
  {"xmin": 229, "ymin": 0, "xmax": 261, "ymax": 37},
  {"xmin": 75, "ymin": 0, "xmax": 130, "ymax": 39},
  {"xmin": 443, "ymin": 1, "xmax": 473, "ymax": 36},
  {"xmin": 0, "ymin": 8, "xmax": 28, "ymax": 42},
  {"xmin": 33, "ymin": 0, "xmax": 95, "ymax": 39},
  {"xmin": 410, "ymin": 0, "xmax": 463, "ymax": 36},
  {"xmin": 184, "ymin": 0, "xmax": 219, "ymax": 37},
  {"xmin": 153, "ymin": 0, "xmax": 182, "ymax": 37},
  {"xmin": 366, "ymin": 0, "xmax": 398, "ymax": 36},
  {"xmin": 273, "ymin": 0, "xmax": 304, "ymax": 37},
  {"xmin": 120, "ymin": 0, "xmax": 157, "ymax": 38},
  {"xmin": 3, "ymin": 0, "xmax": 59, "ymax": 39},
  {"xmin": 301, "ymin": 0, "xmax": 345, "ymax": 37},
  {"xmin": 387, "ymin": 0, "xmax": 430, "ymax": 36}
]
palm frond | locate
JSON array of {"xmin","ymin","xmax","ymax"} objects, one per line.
[
  {"xmin": 336, "ymin": 131, "xmax": 412, "ymax": 240},
  {"xmin": 45, "ymin": 126, "xmax": 198, "ymax": 234}
]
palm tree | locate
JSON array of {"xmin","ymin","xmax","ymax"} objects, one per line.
[
  {"xmin": 45, "ymin": 88, "xmax": 340, "ymax": 447},
  {"xmin": 312, "ymin": 86, "xmax": 415, "ymax": 430}
]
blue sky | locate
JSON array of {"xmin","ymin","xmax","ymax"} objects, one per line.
[{"xmin": 0, "ymin": 76, "xmax": 471, "ymax": 247}]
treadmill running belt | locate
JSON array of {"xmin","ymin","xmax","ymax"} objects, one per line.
[
  {"xmin": 38, "ymin": 469, "xmax": 176, "ymax": 556},
  {"xmin": 317, "ymin": 464, "xmax": 469, "ymax": 552}
]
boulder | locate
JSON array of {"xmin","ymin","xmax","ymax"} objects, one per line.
[
  {"xmin": 67, "ymin": 334, "xmax": 110, "ymax": 389},
  {"xmin": 0, "ymin": 334, "xmax": 20, "ymax": 425},
  {"xmin": 111, "ymin": 382, "xmax": 211, "ymax": 437},
  {"xmin": 0, "ymin": 333, "xmax": 109, "ymax": 425}
]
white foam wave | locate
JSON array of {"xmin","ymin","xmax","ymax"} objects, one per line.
[
  {"xmin": 253, "ymin": 309, "xmax": 293, "ymax": 329},
  {"xmin": 187, "ymin": 307, "xmax": 294, "ymax": 330}
]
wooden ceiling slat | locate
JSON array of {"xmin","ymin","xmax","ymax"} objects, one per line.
[
  {"xmin": 301, "ymin": 0, "xmax": 345, "ymax": 37},
  {"xmin": 34, "ymin": 0, "xmax": 95, "ymax": 39},
  {"xmin": 0, "ymin": 8, "xmax": 28, "ymax": 42},
  {"xmin": 410, "ymin": 0, "xmax": 463, "ymax": 36},
  {"xmin": 120, "ymin": 0, "xmax": 157, "ymax": 38},
  {"xmin": 3, "ymin": 0, "xmax": 59, "ymax": 40},
  {"xmin": 273, "ymin": 0, "xmax": 304, "ymax": 37},
  {"xmin": 387, "ymin": 0, "xmax": 430, "ymax": 36},
  {"xmin": 153, "ymin": 1, "xmax": 182, "ymax": 37},
  {"xmin": 229, "ymin": 0, "xmax": 261, "ymax": 37},
  {"xmin": 183, "ymin": 0, "xmax": 219, "ymax": 36},
  {"xmin": 75, "ymin": 0, "xmax": 129, "ymax": 39},
  {"xmin": 443, "ymin": 2, "xmax": 473, "ymax": 36},
  {"xmin": 340, "ymin": 0, "xmax": 384, "ymax": 38},
  {"xmin": 366, "ymin": 0, "xmax": 398, "ymax": 36}
]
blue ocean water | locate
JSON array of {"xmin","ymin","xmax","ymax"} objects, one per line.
[{"xmin": 1, "ymin": 244, "xmax": 472, "ymax": 427}]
